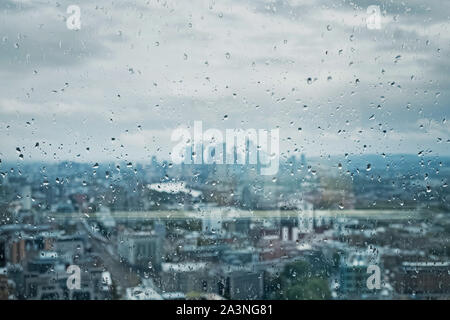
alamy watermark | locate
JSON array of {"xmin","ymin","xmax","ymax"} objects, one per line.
[
  {"xmin": 366, "ymin": 264, "xmax": 381, "ymax": 290},
  {"xmin": 366, "ymin": 5, "xmax": 381, "ymax": 30},
  {"xmin": 171, "ymin": 121, "xmax": 280, "ymax": 175},
  {"xmin": 66, "ymin": 264, "xmax": 81, "ymax": 290},
  {"xmin": 66, "ymin": 5, "xmax": 81, "ymax": 30}
]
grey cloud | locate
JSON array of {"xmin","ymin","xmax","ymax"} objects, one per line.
[
  {"xmin": 0, "ymin": 1, "xmax": 120, "ymax": 73},
  {"xmin": 0, "ymin": 0, "xmax": 449, "ymax": 162}
]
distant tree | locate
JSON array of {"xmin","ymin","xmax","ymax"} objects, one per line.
[
  {"xmin": 265, "ymin": 276, "xmax": 283, "ymax": 299},
  {"xmin": 272, "ymin": 260, "xmax": 331, "ymax": 300},
  {"xmin": 186, "ymin": 291, "xmax": 203, "ymax": 300},
  {"xmin": 282, "ymin": 260, "xmax": 311, "ymax": 283},
  {"xmin": 285, "ymin": 278, "xmax": 331, "ymax": 300}
]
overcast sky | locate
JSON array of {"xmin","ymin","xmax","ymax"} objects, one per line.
[{"xmin": 0, "ymin": 0, "xmax": 449, "ymax": 164}]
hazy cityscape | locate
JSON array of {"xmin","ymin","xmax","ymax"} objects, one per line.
[{"xmin": 1, "ymin": 153, "xmax": 449, "ymax": 300}]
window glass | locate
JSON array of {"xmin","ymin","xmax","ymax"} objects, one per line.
[{"xmin": 0, "ymin": 0, "xmax": 449, "ymax": 300}]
